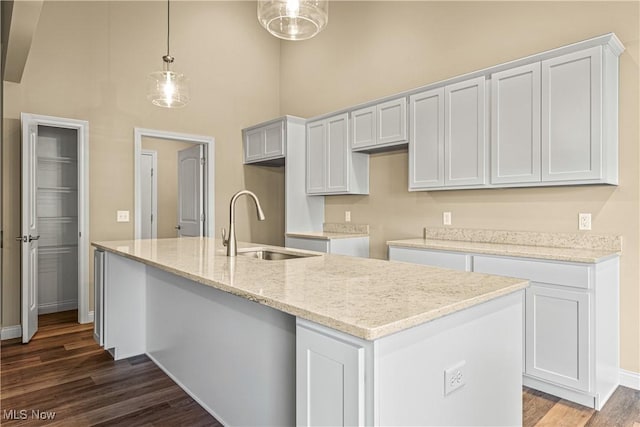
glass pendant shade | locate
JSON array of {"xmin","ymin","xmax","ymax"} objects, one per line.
[
  {"xmin": 147, "ymin": 66, "xmax": 190, "ymax": 108},
  {"xmin": 258, "ymin": 0, "xmax": 328, "ymax": 41}
]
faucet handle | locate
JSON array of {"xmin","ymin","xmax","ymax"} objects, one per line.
[{"xmin": 221, "ymin": 228, "xmax": 228, "ymax": 246}]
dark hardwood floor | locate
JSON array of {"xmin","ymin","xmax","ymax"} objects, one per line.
[
  {"xmin": 1, "ymin": 311, "xmax": 221, "ymax": 426},
  {"xmin": 1, "ymin": 310, "xmax": 639, "ymax": 426}
]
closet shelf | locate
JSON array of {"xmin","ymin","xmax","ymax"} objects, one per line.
[
  {"xmin": 39, "ymin": 244, "xmax": 78, "ymax": 255},
  {"xmin": 38, "ymin": 156, "xmax": 77, "ymax": 164},
  {"xmin": 38, "ymin": 216, "xmax": 78, "ymax": 223},
  {"xmin": 38, "ymin": 186, "xmax": 78, "ymax": 193}
]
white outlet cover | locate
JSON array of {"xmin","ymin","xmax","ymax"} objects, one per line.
[
  {"xmin": 345, "ymin": 211, "xmax": 351, "ymax": 222},
  {"xmin": 579, "ymin": 213, "xmax": 592, "ymax": 231},
  {"xmin": 443, "ymin": 212, "xmax": 452, "ymax": 226},
  {"xmin": 444, "ymin": 360, "xmax": 466, "ymax": 396}
]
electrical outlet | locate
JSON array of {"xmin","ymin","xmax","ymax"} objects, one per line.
[
  {"xmin": 579, "ymin": 213, "xmax": 592, "ymax": 231},
  {"xmin": 444, "ymin": 360, "xmax": 466, "ymax": 396},
  {"xmin": 345, "ymin": 211, "xmax": 351, "ymax": 222},
  {"xmin": 117, "ymin": 210, "xmax": 130, "ymax": 223},
  {"xmin": 443, "ymin": 212, "xmax": 452, "ymax": 226}
]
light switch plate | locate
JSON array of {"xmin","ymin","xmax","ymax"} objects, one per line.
[{"xmin": 117, "ymin": 210, "xmax": 130, "ymax": 223}]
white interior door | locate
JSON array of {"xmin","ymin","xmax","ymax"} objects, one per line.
[
  {"xmin": 177, "ymin": 145, "xmax": 204, "ymax": 237},
  {"xmin": 21, "ymin": 121, "xmax": 39, "ymax": 343},
  {"xmin": 140, "ymin": 150, "xmax": 157, "ymax": 239}
]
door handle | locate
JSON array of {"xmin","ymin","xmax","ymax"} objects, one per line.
[
  {"xmin": 15, "ymin": 236, "xmax": 26, "ymax": 242},
  {"xmin": 175, "ymin": 225, "xmax": 181, "ymax": 230},
  {"xmin": 28, "ymin": 235, "xmax": 40, "ymax": 242}
]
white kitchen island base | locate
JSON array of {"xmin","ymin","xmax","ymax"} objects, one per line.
[{"xmin": 95, "ymin": 243, "xmax": 525, "ymax": 426}]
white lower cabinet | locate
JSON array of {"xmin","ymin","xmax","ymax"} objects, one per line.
[
  {"xmin": 286, "ymin": 235, "xmax": 370, "ymax": 257},
  {"xmin": 525, "ymin": 284, "xmax": 590, "ymax": 391},
  {"xmin": 296, "ymin": 320, "xmax": 368, "ymax": 426},
  {"xmin": 388, "ymin": 245, "xmax": 619, "ymax": 410}
]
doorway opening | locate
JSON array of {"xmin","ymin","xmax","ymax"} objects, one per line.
[
  {"xmin": 134, "ymin": 128, "xmax": 215, "ymax": 239},
  {"xmin": 20, "ymin": 113, "xmax": 90, "ymax": 343}
]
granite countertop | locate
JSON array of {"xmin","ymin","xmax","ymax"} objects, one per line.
[
  {"xmin": 92, "ymin": 237, "xmax": 527, "ymax": 341},
  {"xmin": 286, "ymin": 222, "xmax": 370, "ymax": 240},
  {"xmin": 387, "ymin": 228, "xmax": 622, "ymax": 263}
]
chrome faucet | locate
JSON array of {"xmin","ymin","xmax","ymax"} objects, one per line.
[{"xmin": 221, "ymin": 190, "xmax": 266, "ymax": 256}]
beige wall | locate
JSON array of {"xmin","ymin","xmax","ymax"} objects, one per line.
[
  {"xmin": 2, "ymin": 1, "xmax": 283, "ymax": 326},
  {"xmin": 141, "ymin": 137, "xmax": 198, "ymax": 239},
  {"xmin": 280, "ymin": 2, "xmax": 640, "ymax": 373}
]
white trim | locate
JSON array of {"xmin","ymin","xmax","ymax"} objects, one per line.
[
  {"xmin": 1, "ymin": 325, "xmax": 22, "ymax": 340},
  {"xmin": 620, "ymin": 369, "xmax": 640, "ymax": 390},
  {"xmin": 38, "ymin": 299, "xmax": 78, "ymax": 315},
  {"xmin": 20, "ymin": 113, "xmax": 91, "ymax": 330},
  {"xmin": 140, "ymin": 149, "xmax": 158, "ymax": 239},
  {"xmin": 134, "ymin": 128, "xmax": 215, "ymax": 239},
  {"xmin": 88, "ymin": 310, "xmax": 94, "ymax": 323}
]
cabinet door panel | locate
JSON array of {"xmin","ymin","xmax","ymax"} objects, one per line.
[
  {"xmin": 542, "ymin": 46, "xmax": 602, "ymax": 182},
  {"xmin": 244, "ymin": 128, "xmax": 264, "ymax": 163},
  {"xmin": 526, "ymin": 284, "xmax": 590, "ymax": 391},
  {"xmin": 445, "ymin": 77, "xmax": 486, "ymax": 186},
  {"xmin": 297, "ymin": 323, "xmax": 365, "ymax": 427},
  {"xmin": 491, "ymin": 63, "xmax": 541, "ymax": 184},
  {"xmin": 264, "ymin": 121, "xmax": 284, "ymax": 158},
  {"xmin": 327, "ymin": 114, "xmax": 349, "ymax": 192},
  {"xmin": 409, "ymin": 88, "xmax": 445, "ymax": 189},
  {"xmin": 352, "ymin": 106, "xmax": 376, "ymax": 150},
  {"xmin": 378, "ymin": 98, "xmax": 407, "ymax": 145},
  {"xmin": 306, "ymin": 121, "xmax": 326, "ymax": 194}
]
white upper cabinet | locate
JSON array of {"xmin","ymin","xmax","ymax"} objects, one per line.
[
  {"xmin": 491, "ymin": 63, "xmax": 541, "ymax": 184},
  {"xmin": 542, "ymin": 46, "xmax": 604, "ymax": 183},
  {"xmin": 307, "ymin": 113, "xmax": 369, "ymax": 195},
  {"xmin": 243, "ymin": 119, "xmax": 285, "ymax": 164},
  {"xmin": 351, "ymin": 97, "xmax": 407, "ymax": 152},
  {"xmin": 410, "ymin": 77, "xmax": 486, "ymax": 190},
  {"xmin": 409, "ymin": 88, "xmax": 445, "ymax": 189},
  {"xmin": 445, "ymin": 76, "xmax": 487, "ymax": 186}
]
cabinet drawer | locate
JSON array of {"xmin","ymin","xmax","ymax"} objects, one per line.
[
  {"xmin": 473, "ymin": 255, "xmax": 591, "ymax": 289},
  {"xmin": 388, "ymin": 246, "xmax": 471, "ymax": 271}
]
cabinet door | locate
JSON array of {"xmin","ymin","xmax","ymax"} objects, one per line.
[
  {"xmin": 352, "ymin": 106, "xmax": 376, "ymax": 150},
  {"xmin": 306, "ymin": 120, "xmax": 327, "ymax": 194},
  {"xmin": 264, "ymin": 121, "xmax": 285, "ymax": 158},
  {"xmin": 326, "ymin": 113, "xmax": 350, "ymax": 193},
  {"xmin": 542, "ymin": 46, "xmax": 602, "ymax": 182},
  {"xmin": 409, "ymin": 88, "xmax": 445, "ymax": 189},
  {"xmin": 297, "ymin": 322, "xmax": 365, "ymax": 427},
  {"xmin": 244, "ymin": 128, "xmax": 264, "ymax": 163},
  {"xmin": 526, "ymin": 284, "xmax": 590, "ymax": 391},
  {"xmin": 378, "ymin": 97, "xmax": 407, "ymax": 145},
  {"xmin": 445, "ymin": 77, "xmax": 486, "ymax": 186},
  {"xmin": 491, "ymin": 63, "xmax": 541, "ymax": 184}
]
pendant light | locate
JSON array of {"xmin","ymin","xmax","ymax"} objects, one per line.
[
  {"xmin": 147, "ymin": 0, "xmax": 189, "ymax": 108},
  {"xmin": 257, "ymin": 0, "xmax": 328, "ymax": 41}
]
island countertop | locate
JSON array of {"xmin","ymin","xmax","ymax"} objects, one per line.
[{"xmin": 92, "ymin": 237, "xmax": 528, "ymax": 340}]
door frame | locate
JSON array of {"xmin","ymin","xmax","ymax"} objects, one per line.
[
  {"xmin": 20, "ymin": 113, "xmax": 91, "ymax": 326},
  {"xmin": 134, "ymin": 128, "xmax": 215, "ymax": 239},
  {"xmin": 140, "ymin": 149, "xmax": 158, "ymax": 239}
]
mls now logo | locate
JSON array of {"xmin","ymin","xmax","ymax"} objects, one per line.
[{"xmin": 3, "ymin": 409, "xmax": 56, "ymax": 420}]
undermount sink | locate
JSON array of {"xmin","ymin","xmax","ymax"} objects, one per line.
[{"xmin": 237, "ymin": 248, "xmax": 321, "ymax": 261}]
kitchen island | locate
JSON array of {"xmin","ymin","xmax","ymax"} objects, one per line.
[{"xmin": 92, "ymin": 237, "xmax": 528, "ymax": 426}]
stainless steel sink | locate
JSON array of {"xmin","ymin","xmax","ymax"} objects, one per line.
[{"xmin": 237, "ymin": 248, "xmax": 321, "ymax": 261}]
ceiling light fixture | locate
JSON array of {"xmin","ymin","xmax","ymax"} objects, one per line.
[
  {"xmin": 147, "ymin": 0, "xmax": 189, "ymax": 108},
  {"xmin": 257, "ymin": 0, "xmax": 328, "ymax": 41}
]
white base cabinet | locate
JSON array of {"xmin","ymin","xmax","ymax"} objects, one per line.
[
  {"xmin": 297, "ymin": 291, "xmax": 524, "ymax": 427},
  {"xmin": 389, "ymin": 245, "xmax": 620, "ymax": 410},
  {"xmin": 286, "ymin": 235, "xmax": 370, "ymax": 257}
]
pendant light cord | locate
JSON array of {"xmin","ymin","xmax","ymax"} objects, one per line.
[{"xmin": 166, "ymin": 0, "xmax": 171, "ymax": 56}]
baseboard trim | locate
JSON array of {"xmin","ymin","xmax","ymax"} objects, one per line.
[
  {"xmin": 620, "ymin": 369, "xmax": 640, "ymax": 390},
  {"xmin": 1, "ymin": 325, "xmax": 22, "ymax": 340},
  {"xmin": 88, "ymin": 311, "xmax": 95, "ymax": 323},
  {"xmin": 39, "ymin": 300, "xmax": 78, "ymax": 315}
]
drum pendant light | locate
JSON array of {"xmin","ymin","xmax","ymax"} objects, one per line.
[
  {"xmin": 147, "ymin": 0, "xmax": 189, "ymax": 108},
  {"xmin": 257, "ymin": 0, "xmax": 328, "ymax": 41}
]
